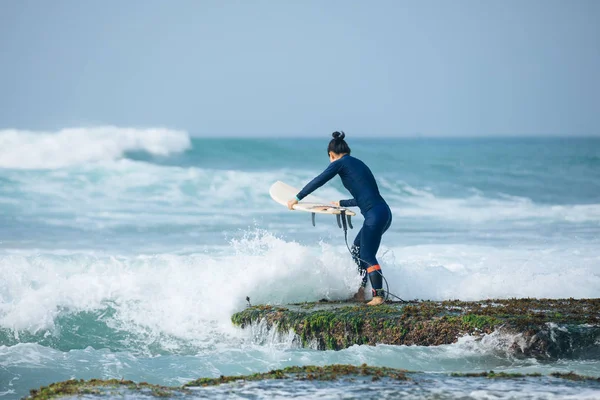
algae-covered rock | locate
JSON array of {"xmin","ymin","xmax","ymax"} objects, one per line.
[
  {"xmin": 24, "ymin": 365, "xmax": 409, "ymax": 399},
  {"xmin": 231, "ymin": 298, "xmax": 600, "ymax": 357},
  {"xmin": 25, "ymin": 365, "xmax": 600, "ymax": 399},
  {"xmin": 26, "ymin": 379, "xmax": 183, "ymax": 399},
  {"xmin": 184, "ymin": 364, "xmax": 410, "ymax": 387}
]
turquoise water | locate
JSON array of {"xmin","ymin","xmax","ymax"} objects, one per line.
[{"xmin": 1, "ymin": 128, "xmax": 599, "ymax": 398}]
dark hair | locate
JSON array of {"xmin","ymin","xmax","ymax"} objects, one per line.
[{"xmin": 327, "ymin": 131, "xmax": 351, "ymax": 155}]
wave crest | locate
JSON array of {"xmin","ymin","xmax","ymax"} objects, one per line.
[{"xmin": 0, "ymin": 126, "xmax": 191, "ymax": 169}]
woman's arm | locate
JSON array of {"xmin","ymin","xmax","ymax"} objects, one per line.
[{"xmin": 295, "ymin": 161, "xmax": 342, "ymax": 200}]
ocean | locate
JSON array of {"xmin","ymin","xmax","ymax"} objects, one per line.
[{"xmin": 1, "ymin": 127, "xmax": 599, "ymax": 399}]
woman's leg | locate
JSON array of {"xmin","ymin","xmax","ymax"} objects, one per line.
[{"xmin": 359, "ymin": 204, "xmax": 392, "ymax": 303}]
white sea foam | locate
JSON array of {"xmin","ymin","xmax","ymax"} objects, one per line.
[
  {"xmin": 0, "ymin": 232, "xmax": 360, "ymax": 339},
  {"xmin": 381, "ymin": 179, "xmax": 600, "ymax": 223},
  {"xmin": 380, "ymin": 243, "xmax": 600, "ymax": 300},
  {"xmin": 1, "ymin": 232, "xmax": 598, "ymax": 343},
  {"xmin": 0, "ymin": 127, "xmax": 191, "ymax": 169}
]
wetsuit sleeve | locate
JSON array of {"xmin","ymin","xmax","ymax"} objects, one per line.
[
  {"xmin": 339, "ymin": 199, "xmax": 357, "ymax": 207},
  {"xmin": 296, "ymin": 161, "xmax": 342, "ymax": 200}
]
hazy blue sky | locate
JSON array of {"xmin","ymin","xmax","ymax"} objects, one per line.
[{"xmin": 1, "ymin": 0, "xmax": 599, "ymax": 137}]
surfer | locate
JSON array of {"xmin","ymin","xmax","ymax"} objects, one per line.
[{"xmin": 288, "ymin": 131, "xmax": 392, "ymax": 306}]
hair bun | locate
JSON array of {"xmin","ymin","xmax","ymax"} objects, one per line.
[{"xmin": 332, "ymin": 131, "xmax": 345, "ymax": 140}]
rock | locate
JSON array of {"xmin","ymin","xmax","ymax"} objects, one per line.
[
  {"xmin": 26, "ymin": 365, "xmax": 600, "ymax": 399},
  {"xmin": 231, "ymin": 298, "xmax": 600, "ymax": 358}
]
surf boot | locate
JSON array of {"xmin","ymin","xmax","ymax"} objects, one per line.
[
  {"xmin": 367, "ymin": 296, "xmax": 385, "ymax": 306},
  {"xmin": 367, "ymin": 289, "xmax": 385, "ymax": 306}
]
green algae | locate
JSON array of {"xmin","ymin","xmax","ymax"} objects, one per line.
[
  {"xmin": 184, "ymin": 364, "xmax": 410, "ymax": 387},
  {"xmin": 231, "ymin": 298, "xmax": 600, "ymax": 353},
  {"xmin": 27, "ymin": 378, "xmax": 181, "ymax": 400},
  {"xmin": 550, "ymin": 372, "xmax": 600, "ymax": 382},
  {"xmin": 460, "ymin": 314, "xmax": 502, "ymax": 330}
]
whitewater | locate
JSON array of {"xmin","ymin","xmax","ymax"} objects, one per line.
[{"xmin": 1, "ymin": 127, "xmax": 599, "ymax": 399}]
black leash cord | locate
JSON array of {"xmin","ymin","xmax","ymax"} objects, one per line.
[{"xmin": 340, "ymin": 212, "xmax": 406, "ymax": 303}]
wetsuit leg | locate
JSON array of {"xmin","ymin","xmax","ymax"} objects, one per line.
[{"xmin": 359, "ymin": 203, "xmax": 392, "ymax": 297}]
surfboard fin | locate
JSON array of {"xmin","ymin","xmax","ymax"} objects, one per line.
[
  {"xmin": 341, "ymin": 210, "xmax": 348, "ymax": 232},
  {"xmin": 309, "ymin": 210, "xmax": 353, "ymax": 229}
]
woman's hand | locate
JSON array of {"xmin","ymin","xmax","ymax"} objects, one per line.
[
  {"xmin": 331, "ymin": 201, "xmax": 340, "ymax": 207},
  {"xmin": 287, "ymin": 199, "xmax": 298, "ymax": 210}
]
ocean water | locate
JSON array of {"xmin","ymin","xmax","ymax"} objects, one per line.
[{"xmin": 0, "ymin": 127, "xmax": 599, "ymax": 399}]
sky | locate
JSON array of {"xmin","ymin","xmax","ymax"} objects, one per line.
[{"xmin": 0, "ymin": 0, "xmax": 599, "ymax": 137}]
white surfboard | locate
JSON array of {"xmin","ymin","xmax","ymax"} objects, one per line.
[{"xmin": 269, "ymin": 181, "xmax": 356, "ymax": 216}]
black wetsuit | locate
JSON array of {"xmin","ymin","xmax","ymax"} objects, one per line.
[{"xmin": 296, "ymin": 155, "xmax": 392, "ymax": 297}]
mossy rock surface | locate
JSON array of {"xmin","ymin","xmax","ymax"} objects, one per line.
[
  {"xmin": 26, "ymin": 378, "xmax": 182, "ymax": 399},
  {"xmin": 184, "ymin": 364, "xmax": 409, "ymax": 387},
  {"xmin": 232, "ymin": 298, "xmax": 600, "ymax": 357},
  {"xmin": 26, "ymin": 365, "xmax": 600, "ymax": 399}
]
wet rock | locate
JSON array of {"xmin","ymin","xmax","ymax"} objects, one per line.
[
  {"xmin": 25, "ymin": 365, "xmax": 600, "ymax": 399},
  {"xmin": 231, "ymin": 298, "xmax": 600, "ymax": 358}
]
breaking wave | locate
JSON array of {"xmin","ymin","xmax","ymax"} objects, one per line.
[
  {"xmin": 1, "ymin": 232, "xmax": 599, "ymax": 353},
  {"xmin": 0, "ymin": 127, "xmax": 190, "ymax": 169}
]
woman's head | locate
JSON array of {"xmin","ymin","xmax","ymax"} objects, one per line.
[{"xmin": 328, "ymin": 131, "xmax": 351, "ymax": 161}]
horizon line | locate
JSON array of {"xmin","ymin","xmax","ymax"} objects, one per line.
[{"xmin": 188, "ymin": 134, "xmax": 600, "ymax": 139}]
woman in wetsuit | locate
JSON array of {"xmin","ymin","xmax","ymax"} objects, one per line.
[{"xmin": 287, "ymin": 132, "xmax": 392, "ymax": 306}]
